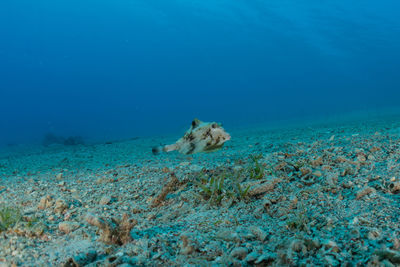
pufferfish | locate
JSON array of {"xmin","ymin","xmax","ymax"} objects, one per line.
[{"xmin": 152, "ymin": 119, "xmax": 231, "ymax": 155}]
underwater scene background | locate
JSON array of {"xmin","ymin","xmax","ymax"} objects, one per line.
[
  {"xmin": 1, "ymin": 1, "xmax": 400, "ymax": 266},
  {"xmin": 1, "ymin": 0, "xmax": 400, "ymax": 146}
]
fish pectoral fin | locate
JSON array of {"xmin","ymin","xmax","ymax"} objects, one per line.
[{"xmin": 204, "ymin": 143, "xmax": 224, "ymax": 152}]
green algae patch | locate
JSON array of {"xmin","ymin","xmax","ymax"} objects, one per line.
[{"xmin": 0, "ymin": 205, "xmax": 22, "ymax": 232}]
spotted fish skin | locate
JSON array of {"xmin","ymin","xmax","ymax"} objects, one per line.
[{"xmin": 152, "ymin": 119, "xmax": 231, "ymax": 155}]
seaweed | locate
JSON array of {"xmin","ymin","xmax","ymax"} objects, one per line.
[
  {"xmin": 231, "ymin": 171, "xmax": 251, "ymax": 199},
  {"xmin": 0, "ymin": 205, "xmax": 22, "ymax": 232},
  {"xmin": 286, "ymin": 202, "xmax": 310, "ymax": 232},
  {"xmin": 248, "ymin": 154, "xmax": 265, "ymax": 179},
  {"xmin": 193, "ymin": 172, "xmax": 226, "ymax": 205},
  {"xmin": 194, "ymin": 170, "xmax": 250, "ymax": 205}
]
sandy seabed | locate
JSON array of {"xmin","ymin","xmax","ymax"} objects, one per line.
[{"xmin": 1, "ymin": 114, "xmax": 400, "ymax": 266}]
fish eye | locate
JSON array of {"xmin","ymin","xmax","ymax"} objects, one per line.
[{"xmin": 211, "ymin": 123, "xmax": 218, "ymax": 128}]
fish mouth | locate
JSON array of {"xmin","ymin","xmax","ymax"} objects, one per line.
[{"xmin": 225, "ymin": 134, "xmax": 231, "ymax": 141}]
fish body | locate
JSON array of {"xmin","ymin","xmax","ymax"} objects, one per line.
[{"xmin": 153, "ymin": 119, "xmax": 231, "ymax": 155}]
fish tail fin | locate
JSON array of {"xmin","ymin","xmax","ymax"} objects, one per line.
[
  {"xmin": 152, "ymin": 146, "xmax": 164, "ymax": 155},
  {"xmin": 152, "ymin": 144, "xmax": 178, "ymax": 155}
]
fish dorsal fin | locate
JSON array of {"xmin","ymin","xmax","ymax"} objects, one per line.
[{"xmin": 191, "ymin": 118, "xmax": 202, "ymax": 129}]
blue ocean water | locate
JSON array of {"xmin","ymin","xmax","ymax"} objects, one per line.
[{"xmin": 1, "ymin": 0, "xmax": 400, "ymax": 146}]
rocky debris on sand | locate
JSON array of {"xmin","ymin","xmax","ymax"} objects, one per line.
[
  {"xmin": 247, "ymin": 178, "xmax": 280, "ymax": 197},
  {"xmin": 180, "ymin": 233, "xmax": 199, "ymax": 255},
  {"xmin": 151, "ymin": 172, "xmax": 180, "ymax": 207},
  {"xmin": 37, "ymin": 195, "xmax": 53, "ymax": 210},
  {"xmin": 85, "ymin": 213, "xmax": 137, "ymax": 245},
  {"xmin": 230, "ymin": 247, "xmax": 248, "ymax": 260},
  {"xmin": 99, "ymin": 196, "xmax": 112, "ymax": 205},
  {"xmin": 356, "ymin": 186, "xmax": 376, "ymax": 199},
  {"xmin": 63, "ymin": 250, "xmax": 97, "ymax": 267},
  {"xmin": 389, "ymin": 182, "xmax": 400, "ymax": 194},
  {"xmin": 59, "ymin": 221, "xmax": 80, "ymax": 234},
  {"xmin": 54, "ymin": 199, "xmax": 69, "ymax": 214},
  {"xmin": 1, "ymin": 116, "xmax": 400, "ymax": 266},
  {"xmin": 374, "ymin": 249, "xmax": 400, "ymax": 264}
]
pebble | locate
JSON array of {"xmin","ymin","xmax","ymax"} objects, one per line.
[
  {"xmin": 216, "ymin": 229, "xmax": 240, "ymax": 242},
  {"xmin": 230, "ymin": 247, "xmax": 248, "ymax": 260},
  {"xmin": 249, "ymin": 226, "xmax": 268, "ymax": 242},
  {"xmin": 254, "ymin": 252, "xmax": 276, "ymax": 265},
  {"xmin": 245, "ymin": 251, "xmax": 259, "ymax": 263},
  {"xmin": 368, "ymin": 228, "xmax": 382, "ymax": 240},
  {"xmin": 356, "ymin": 186, "xmax": 376, "ymax": 199},
  {"xmin": 54, "ymin": 199, "xmax": 69, "ymax": 214},
  {"xmin": 189, "ymin": 164, "xmax": 203, "ymax": 172},
  {"xmin": 99, "ymin": 196, "xmax": 112, "ymax": 205},
  {"xmin": 374, "ymin": 249, "xmax": 400, "ymax": 264},
  {"xmin": 38, "ymin": 195, "xmax": 52, "ymax": 210},
  {"xmin": 389, "ymin": 182, "xmax": 400, "ymax": 194},
  {"xmin": 313, "ymin": 170, "xmax": 322, "ymax": 177},
  {"xmin": 323, "ymin": 240, "xmax": 340, "ymax": 253},
  {"xmin": 59, "ymin": 221, "xmax": 80, "ymax": 234},
  {"xmin": 291, "ymin": 239, "xmax": 305, "ymax": 253},
  {"xmin": 56, "ymin": 173, "xmax": 63, "ymax": 180}
]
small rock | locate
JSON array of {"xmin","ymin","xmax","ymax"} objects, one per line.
[
  {"xmin": 255, "ymin": 252, "xmax": 276, "ymax": 265},
  {"xmin": 324, "ymin": 255, "xmax": 339, "ymax": 266},
  {"xmin": 56, "ymin": 173, "xmax": 63, "ymax": 180},
  {"xmin": 374, "ymin": 249, "xmax": 400, "ymax": 264},
  {"xmin": 38, "ymin": 195, "xmax": 52, "ymax": 210},
  {"xmin": 389, "ymin": 182, "xmax": 400, "ymax": 194},
  {"xmin": 300, "ymin": 167, "xmax": 312, "ymax": 176},
  {"xmin": 189, "ymin": 164, "xmax": 203, "ymax": 172},
  {"xmin": 323, "ymin": 240, "xmax": 340, "ymax": 253},
  {"xmin": 180, "ymin": 234, "xmax": 198, "ymax": 255},
  {"xmin": 291, "ymin": 239, "xmax": 305, "ymax": 253},
  {"xmin": 368, "ymin": 229, "xmax": 382, "ymax": 240},
  {"xmin": 313, "ymin": 170, "xmax": 322, "ymax": 177},
  {"xmin": 65, "ymin": 250, "xmax": 97, "ymax": 266},
  {"xmin": 249, "ymin": 226, "xmax": 268, "ymax": 242},
  {"xmin": 59, "ymin": 221, "xmax": 80, "ymax": 234},
  {"xmin": 230, "ymin": 247, "xmax": 248, "ymax": 260},
  {"xmin": 216, "ymin": 229, "xmax": 240, "ymax": 242},
  {"xmin": 311, "ymin": 157, "xmax": 323, "ymax": 167},
  {"xmin": 54, "ymin": 199, "xmax": 69, "ymax": 214},
  {"xmin": 100, "ymin": 196, "xmax": 112, "ymax": 205},
  {"xmin": 357, "ymin": 154, "xmax": 366, "ymax": 162},
  {"xmin": 245, "ymin": 251, "xmax": 259, "ymax": 263},
  {"xmin": 248, "ymin": 179, "xmax": 280, "ymax": 197},
  {"xmin": 356, "ymin": 186, "xmax": 376, "ymax": 199},
  {"xmin": 342, "ymin": 180, "xmax": 354, "ymax": 189},
  {"xmin": 304, "ymin": 238, "xmax": 321, "ymax": 250}
]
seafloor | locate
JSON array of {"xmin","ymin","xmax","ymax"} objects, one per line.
[{"xmin": 1, "ymin": 114, "xmax": 400, "ymax": 266}]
